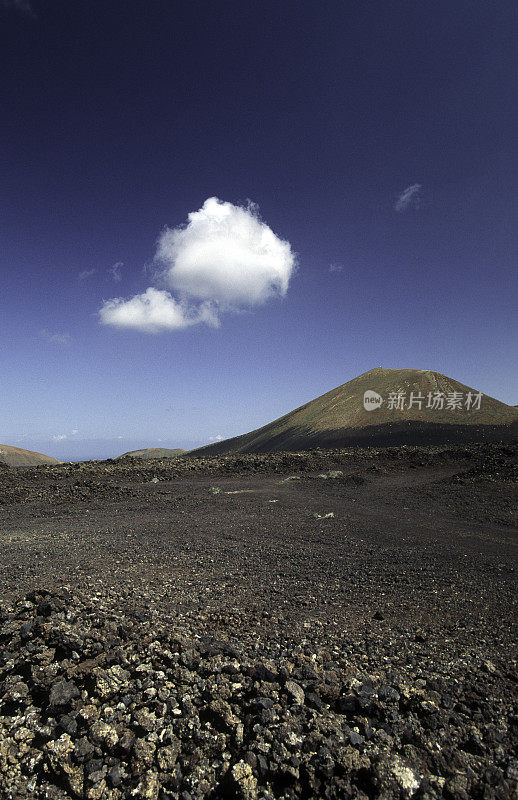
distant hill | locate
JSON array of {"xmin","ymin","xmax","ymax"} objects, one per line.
[
  {"xmin": 0, "ymin": 444, "xmax": 61, "ymax": 467},
  {"xmin": 190, "ymin": 368, "xmax": 518, "ymax": 455},
  {"xmin": 116, "ymin": 448, "xmax": 187, "ymax": 460}
]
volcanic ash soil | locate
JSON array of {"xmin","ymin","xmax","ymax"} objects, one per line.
[{"xmin": 0, "ymin": 443, "xmax": 516, "ymax": 799}]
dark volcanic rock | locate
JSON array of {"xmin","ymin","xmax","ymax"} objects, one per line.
[
  {"xmin": 48, "ymin": 678, "xmax": 80, "ymax": 709},
  {"xmin": 0, "ymin": 588, "xmax": 515, "ymax": 799}
]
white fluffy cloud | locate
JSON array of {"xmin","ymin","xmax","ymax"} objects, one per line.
[
  {"xmin": 395, "ymin": 183, "xmax": 422, "ymax": 212},
  {"xmin": 156, "ymin": 197, "xmax": 294, "ymax": 307},
  {"xmin": 99, "ymin": 198, "xmax": 296, "ymax": 333},
  {"xmin": 99, "ymin": 287, "xmax": 218, "ymax": 333}
]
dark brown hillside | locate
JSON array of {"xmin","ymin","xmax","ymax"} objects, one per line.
[
  {"xmin": 0, "ymin": 444, "xmax": 61, "ymax": 467},
  {"xmin": 116, "ymin": 447, "xmax": 186, "ymax": 459},
  {"xmin": 191, "ymin": 368, "xmax": 518, "ymax": 454}
]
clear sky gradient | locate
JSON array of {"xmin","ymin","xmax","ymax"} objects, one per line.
[{"xmin": 1, "ymin": 0, "xmax": 517, "ymax": 460}]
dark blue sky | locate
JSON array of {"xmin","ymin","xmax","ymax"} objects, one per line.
[{"xmin": 1, "ymin": 0, "xmax": 517, "ymax": 460}]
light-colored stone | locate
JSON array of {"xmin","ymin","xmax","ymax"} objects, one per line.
[
  {"xmin": 231, "ymin": 760, "xmax": 257, "ymax": 800},
  {"xmin": 391, "ymin": 756, "xmax": 420, "ymax": 796},
  {"xmin": 285, "ymin": 680, "xmax": 305, "ymax": 704}
]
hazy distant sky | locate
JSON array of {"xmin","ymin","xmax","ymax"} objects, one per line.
[{"xmin": 1, "ymin": 0, "xmax": 517, "ymax": 460}]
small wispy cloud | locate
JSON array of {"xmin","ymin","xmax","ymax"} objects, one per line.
[
  {"xmin": 78, "ymin": 269, "xmax": 96, "ymax": 280},
  {"xmin": 394, "ymin": 183, "xmax": 422, "ymax": 213},
  {"xmin": 209, "ymin": 434, "xmax": 224, "ymax": 442},
  {"xmin": 1, "ymin": 0, "xmax": 35, "ymax": 17},
  {"xmin": 53, "ymin": 434, "xmax": 67, "ymax": 442},
  {"xmin": 109, "ymin": 261, "xmax": 123, "ymax": 282},
  {"xmin": 71, "ymin": 429, "xmax": 79, "ymax": 435},
  {"xmin": 40, "ymin": 329, "xmax": 71, "ymax": 346},
  {"xmin": 329, "ymin": 263, "xmax": 343, "ymax": 273}
]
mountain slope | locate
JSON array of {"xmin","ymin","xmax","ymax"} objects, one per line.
[
  {"xmin": 190, "ymin": 368, "xmax": 518, "ymax": 455},
  {"xmin": 116, "ymin": 448, "xmax": 186, "ymax": 459},
  {"xmin": 0, "ymin": 444, "xmax": 61, "ymax": 467}
]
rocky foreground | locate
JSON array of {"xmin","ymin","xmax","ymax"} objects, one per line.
[
  {"xmin": 1, "ymin": 587, "xmax": 516, "ymax": 800},
  {"xmin": 0, "ymin": 444, "xmax": 516, "ymax": 799}
]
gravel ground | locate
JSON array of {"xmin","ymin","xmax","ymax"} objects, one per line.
[{"xmin": 0, "ymin": 443, "xmax": 516, "ymax": 799}]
